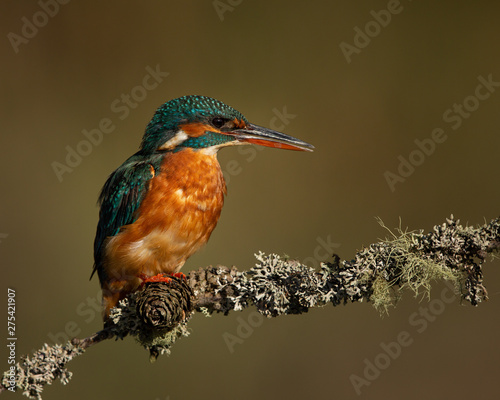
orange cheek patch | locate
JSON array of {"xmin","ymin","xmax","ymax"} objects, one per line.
[
  {"xmin": 179, "ymin": 122, "xmax": 218, "ymax": 137},
  {"xmin": 232, "ymin": 118, "xmax": 247, "ymax": 129}
]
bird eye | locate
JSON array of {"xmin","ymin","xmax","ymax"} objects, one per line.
[{"xmin": 212, "ymin": 117, "xmax": 226, "ymax": 129}]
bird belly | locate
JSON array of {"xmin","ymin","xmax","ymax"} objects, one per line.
[{"xmin": 102, "ymin": 149, "xmax": 226, "ymax": 296}]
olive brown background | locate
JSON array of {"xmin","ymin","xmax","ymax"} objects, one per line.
[{"xmin": 1, "ymin": 1, "xmax": 500, "ymax": 399}]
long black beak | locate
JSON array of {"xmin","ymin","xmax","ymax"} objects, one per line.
[{"xmin": 230, "ymin": 123, "xmax": 314, "ymax": 152}]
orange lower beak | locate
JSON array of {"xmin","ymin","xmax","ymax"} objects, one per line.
[{"xmin": 230, "ymin": 123, "xmax": 314, "ymax": 152}]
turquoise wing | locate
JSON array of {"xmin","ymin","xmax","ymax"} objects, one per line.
[{"xmin": 91, "ymin": 153, "xmax": 158, "ymax": 283}]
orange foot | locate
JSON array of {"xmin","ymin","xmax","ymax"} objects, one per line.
[
  {"xmin": 139, "ymin": 273, "xmax": 172, "ymax": 287},
  {"xmin": 172, "ymin": 272, "xmax": 186, "ymax": 280}
]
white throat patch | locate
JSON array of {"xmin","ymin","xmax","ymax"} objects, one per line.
[{"xmin": 158, "ymin": 130, "xmax": 189, "ymax": 150}]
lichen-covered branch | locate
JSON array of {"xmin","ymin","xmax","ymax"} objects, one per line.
[
  {"xmin": 2, "ymin": 215, "xmax": 499, "ymax": 399},
  {"xmin": 1, "ymin": 343, "xmax": 84, "ymax": 399},
  {"xmin": 190, "ymin": 215, "xmax": 499, "ymax": 316}
]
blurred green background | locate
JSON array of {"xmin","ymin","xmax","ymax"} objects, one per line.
[{"xmin": 1, "ymin": 1, "xmax": 500, "ymax": 399}]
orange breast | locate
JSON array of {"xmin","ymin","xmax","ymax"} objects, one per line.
[{"xmin": 103, "ymin": 148, "xmax": 226, "ymax": 294}]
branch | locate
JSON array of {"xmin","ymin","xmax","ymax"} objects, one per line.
[
  {"xmin": 189, "ymin": 215, "xmax": 499, "ymax": 315},
  {"xmin": 2, "ymin": 215, "xmax": 499, "ymax": 398}
]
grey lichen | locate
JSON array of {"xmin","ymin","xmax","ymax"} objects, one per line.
[
  {"xmin": 1, "ymin": 343, "xmax": 84, "ymax": 400},
  {"xmin": 232, "ymin": 252, "xmax": 325, "ymax": 316}
]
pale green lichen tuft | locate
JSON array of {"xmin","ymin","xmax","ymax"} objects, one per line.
[
  {"xmin": 370, "ymin": 274, "xmax": 400, "ymax": 314},
  {"xmin": 367, "ymin": 218, "xmax": 464, "ymax": 313}
]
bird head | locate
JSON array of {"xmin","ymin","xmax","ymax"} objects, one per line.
[{"xmin": 140, "ymin": 95, "xmax": 314, "ymax": 154}]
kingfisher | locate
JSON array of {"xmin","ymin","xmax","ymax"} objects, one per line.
[{"xmin": 92, "ymin": 95, "xmax": 314, "ymax": 320}]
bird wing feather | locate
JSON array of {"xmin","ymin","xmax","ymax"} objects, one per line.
[{"xmin": 91, "ymin": 153, "xmax": 158, "ymax": 281}]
